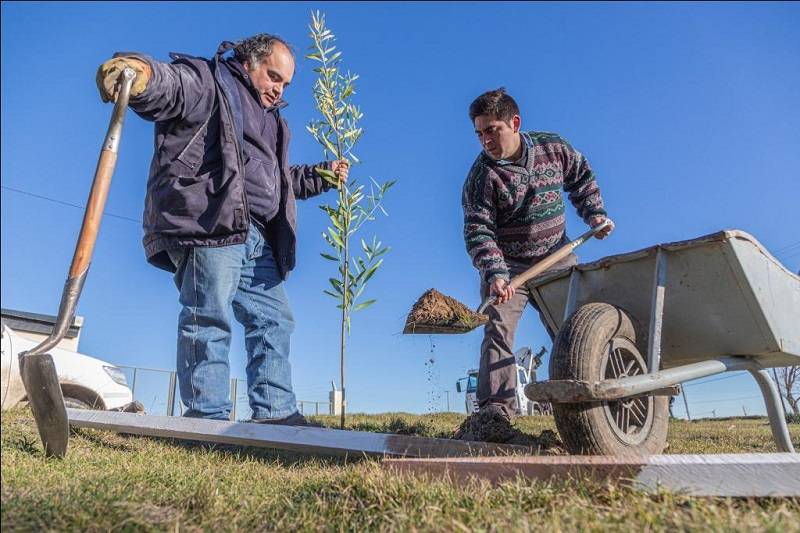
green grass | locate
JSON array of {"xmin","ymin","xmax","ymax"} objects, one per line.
[{"xmin": 2, "ymin": 408, "xmax": 799, "ymax": 532}]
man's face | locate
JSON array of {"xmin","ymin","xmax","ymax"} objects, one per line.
[
  {"xmin": 473, "ymin": 114, "xmax": 521, "ymax": 160},
  {"xmin": 244, "ymin": 43, "xmax": 295, "ymax": 107}
]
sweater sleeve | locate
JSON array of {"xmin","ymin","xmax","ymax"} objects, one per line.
[
  {"xmin": 559, "ymin": 138, "xmax": 608, "ymax": 223},
  {"xmin": 462, "ymin": 160, "xmax": 509, "ymax": 284}
]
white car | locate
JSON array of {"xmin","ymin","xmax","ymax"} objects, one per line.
[{"xmin": 1, "ymin": 323, "xmax": 133, "ymax": 411}]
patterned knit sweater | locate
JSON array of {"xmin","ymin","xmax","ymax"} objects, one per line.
[{"xmin": 462, "ymin": 131, "xmax": 607, "ymax": 284}]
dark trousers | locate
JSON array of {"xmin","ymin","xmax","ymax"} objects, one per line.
[{"xmin": 477, "ymin": 253, "xmax": 577, "ymax": 416}]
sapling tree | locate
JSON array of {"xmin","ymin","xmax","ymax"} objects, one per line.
[{"xmin": 307, "ymin": 11, "xmax": 394, "ymax": 428}]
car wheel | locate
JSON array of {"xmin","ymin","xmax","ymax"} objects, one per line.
[{"xmin": 63, "ymin": 397, "xmax": 94, "ymax": 410}]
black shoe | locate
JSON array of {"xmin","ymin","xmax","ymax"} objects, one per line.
[{"xmin": 248, "ymin": 412, "xmax": 322, "ymax": 427}]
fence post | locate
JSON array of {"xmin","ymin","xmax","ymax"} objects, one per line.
[
  {"xmin": 130, "ymin": 368, "xmax": 138, "ymax": 399},
  {"xmin": 167, "ymin": 372, "xmax": 177, "ymax": 416},
  {"xmin": 682, "ymin": 386, "xmax": 692, "ymax": 421},
  {"xmin": 229, "ymin": 378, "xmax": 238, "ymax": 422}
]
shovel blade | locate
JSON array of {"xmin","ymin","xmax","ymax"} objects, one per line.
[
  {"xmin": 402, "ymin": 322, "xmax": 481, "ymax": 335},
  {"xmin": 20, "ymin": 352, "xmax": 69, "ymax": 458}
]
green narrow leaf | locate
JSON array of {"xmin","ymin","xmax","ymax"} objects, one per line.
[
  {"xmin": 316, "ymin": 167, "xmax": 339, "ymax": 187},
  {"xmin": 320, "ymin": 252, "xmax": 339, "ymax": 261},
  {"xmin": 329, "ymin": 213, "xmax": 344, "ymax": 231},
  {"xmin": 354, "ymin": 299, "xmax": 377, "ymax": 312},
  {"xmin": 362, "ymin": 258, "xmax": 383, "ymax": 284},
  {"xmin": 327, "ymin": 227, "xmax": 345, "ymax": 248}
]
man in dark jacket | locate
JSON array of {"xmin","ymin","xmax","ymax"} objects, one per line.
[{"xmin": 96, "ymin": 34, "xmax": 348, "ymax": 423}]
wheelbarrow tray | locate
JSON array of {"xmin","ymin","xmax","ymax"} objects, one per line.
[{"xmin": 528, "ymin": 229, "xmax": 800, "ymax": 369}]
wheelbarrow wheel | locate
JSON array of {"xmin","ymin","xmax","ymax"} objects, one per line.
[{"xmin": 550, "ymin": 303, "xmax": 669, "ymax": 456}]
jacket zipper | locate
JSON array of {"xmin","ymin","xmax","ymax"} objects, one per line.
[{"xmin": 218, "ymin": 72, "xmax": 250, "ymax": 230}]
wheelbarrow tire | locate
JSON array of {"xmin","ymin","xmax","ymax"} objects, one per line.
[{"xmin": 550, "ymin": 303, "xmax": 669, "ymax": 456}]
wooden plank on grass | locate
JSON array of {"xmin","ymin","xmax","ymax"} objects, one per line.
[
  {"xmin": 383, "ymin": 454, "xmax": 800, "ymax": 496},
  {"xmin": 66, "ymin": 409, "xmax": 528, "ymax": 458}
]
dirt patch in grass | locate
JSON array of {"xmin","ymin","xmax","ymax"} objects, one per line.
[
  {"xmin": 403, "ymin": 288, "xmax": 488, "ymax": 334},
  {"xmin": 453, "ymin": 411, "xmax": 566, "ymax": 454}
]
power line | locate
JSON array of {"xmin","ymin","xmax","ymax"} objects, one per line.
[
  {"xmin": 1, "ymin": 184, "xmax": 142, "ymax": 224},
  {"xmin": 684, "ymin": 372, "xmax": 744, "ymax": 387},
  {"xmin": 688, "ymin": 394, "xmax": 763, "ymax": 405},
  {"xmin": 774, "ymin": 241, "xmax": 800, "ymax": 254}
]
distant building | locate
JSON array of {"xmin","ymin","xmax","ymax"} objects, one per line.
[{"xmin": 0, "ymin": 308, "xmax": 84, "ymax": 351}]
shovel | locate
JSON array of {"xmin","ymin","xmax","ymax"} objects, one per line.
[
  {"xmin": 18, "ymin": 68, "xmax": 137, "ymax": 458},
  {"xmin": 403, "ymin": 220, "xmax": 611, "ymax": 335}
]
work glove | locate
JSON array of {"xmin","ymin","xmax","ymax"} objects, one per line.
[{"xmin": 95, "ymin": 57, "xmax": 151, "ymax": 103}]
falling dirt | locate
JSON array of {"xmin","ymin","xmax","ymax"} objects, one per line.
[
  {"xmin": 453, "ymin": 410, "xmax": 565, "ymax": 454},
  {"xmin": 424, "ymin": 336, "xmax": 443, "ymax": 414},
  {"xmin": 403, "ymin": 289, "xmax": 488, "ymax": 334}
]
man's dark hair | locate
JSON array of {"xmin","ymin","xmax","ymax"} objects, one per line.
[
  {"xmin": 234, "ymin": 33, "xmax": 293, "ymax": 67},
  {"xmin": 469, "ymin": 87, "xmax": 520, "ymax": 123}
]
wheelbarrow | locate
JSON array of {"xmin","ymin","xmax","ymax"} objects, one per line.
[{"xmin": 524, "ymin": 229, "xmax": 799, "ymax": 456}]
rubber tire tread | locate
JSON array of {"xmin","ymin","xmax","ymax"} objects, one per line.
[{"xmin": 550, "ymin": 302, "xmax": 669, "ymax": 456}]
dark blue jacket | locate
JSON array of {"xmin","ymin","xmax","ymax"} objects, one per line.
[{"xmin": 122, "ymin": 41, "xmax": 332, "ymax": 279}]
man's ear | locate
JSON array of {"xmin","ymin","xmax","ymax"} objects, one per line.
[{"xmin": 512, "ymin": 115, "xmax": 521, "ymax": 133}]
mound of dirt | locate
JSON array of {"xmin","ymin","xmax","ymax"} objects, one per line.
[
  {"xmin": 403, "ymin": 289, "xmax": 488, "ymax": 334},
  {"xmin": 453, "ymin": 411, "xmax": 565, "ymax": 454}
]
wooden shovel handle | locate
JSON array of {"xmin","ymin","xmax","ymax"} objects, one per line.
[
  {"xmin": 508, "ymin": 220, "xmax": 611, "ymax": 290},
  {"xmin": 66, "ymin": 68, "xmax": 135, "ymax": 278},
  {"xmin": 68, "ymin": 150, "xmax": 117, "ymax": 277}
]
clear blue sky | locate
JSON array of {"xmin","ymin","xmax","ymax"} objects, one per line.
[{"xmin": 2, "ymin": 2, "xmax": 798, "ymax": 418}]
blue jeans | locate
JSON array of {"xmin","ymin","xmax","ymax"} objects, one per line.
[{"xmin": 167, "ymin": 224, "xmax": 297, "ymax": 420}]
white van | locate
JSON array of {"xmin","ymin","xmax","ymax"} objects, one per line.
[
  {"xmin": 1, "ymin": 323, "xmax": 133, "ymax": 411},
  {"xmin": 456, "ymin": 347, "xmax": 552, "ymax": 416}
]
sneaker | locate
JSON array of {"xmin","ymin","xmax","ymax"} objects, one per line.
[{"xmin": 248, "ymin": 412, "xmax": 322, "ymax": 427}]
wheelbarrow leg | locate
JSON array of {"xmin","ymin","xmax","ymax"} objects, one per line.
[
  {"xmin": 748, "ymin": 368, "xmax": 795, "ymax": 453},
  {"xmin": 646, "ymin": 248, "xmax": 667, "ymax": 373}
]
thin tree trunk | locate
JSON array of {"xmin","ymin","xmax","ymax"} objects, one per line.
[
  {"xmin": 340, "ymin": 186, "xmax": 348, "ymax": 430},
  {"xmin": 780, "ymin": 366, "xmax": 799, "ymax": 415}
]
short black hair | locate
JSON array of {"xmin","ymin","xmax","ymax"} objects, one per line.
[
  {"xmin": 468, "ymin": 87, "xmax": 520, "ymax": 123},
  {"xmin": 233, "ymin": 33, "xmax": 293, "ymax": 67}
]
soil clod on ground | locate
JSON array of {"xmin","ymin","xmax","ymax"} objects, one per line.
[
  {"xmin": 453, "ymin": 410, "xmax": 565, "ymax": 453},
  {"xmin": 403, "ymin": 288, "xmax": 488, "ymax": 334}
]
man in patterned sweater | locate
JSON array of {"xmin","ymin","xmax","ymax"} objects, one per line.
[{"xmin": 460, "ymin": 88, "xmax": 613, "ymax": 441}]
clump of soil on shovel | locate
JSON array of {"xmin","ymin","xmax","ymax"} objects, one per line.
[{"xmin": 403, "ymin": 289, "xmax": 488, "ymax": 334}]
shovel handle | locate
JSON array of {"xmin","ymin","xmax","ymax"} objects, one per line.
[
  {"xmin": 24, "ymin": 68, "xmax": 136, "ymax": 358},
  {"xmin": 509, "ymin": 219, "xmax": 611, "ymax": 290},
  {"xmin": 69, "ymin": 68, "xmax": 136, "ymax": 278},
  {"xmin": 477, "ymin": 219, "xmax": 611, "ymax": 314}
]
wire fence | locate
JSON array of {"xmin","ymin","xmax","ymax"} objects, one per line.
[
  {"xmin": 670, "ymin": 370, "xmax": 799, "ymax": 420},
  {"xmin": 117, "ymin": 365, "xmax": 331, "ymax": 421}
]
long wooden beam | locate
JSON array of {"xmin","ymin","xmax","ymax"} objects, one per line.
[
  {"xmin": 384, "ymin": 454, "xmax": 800, "ymax": 496},
  {"xmin": 66, "ymin": 409, "xmax": 529, "ymax": 458}
]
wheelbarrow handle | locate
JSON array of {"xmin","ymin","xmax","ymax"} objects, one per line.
[{"xmin": 477, "ymin": 219, "xmax": 612, "ymax": 315}]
